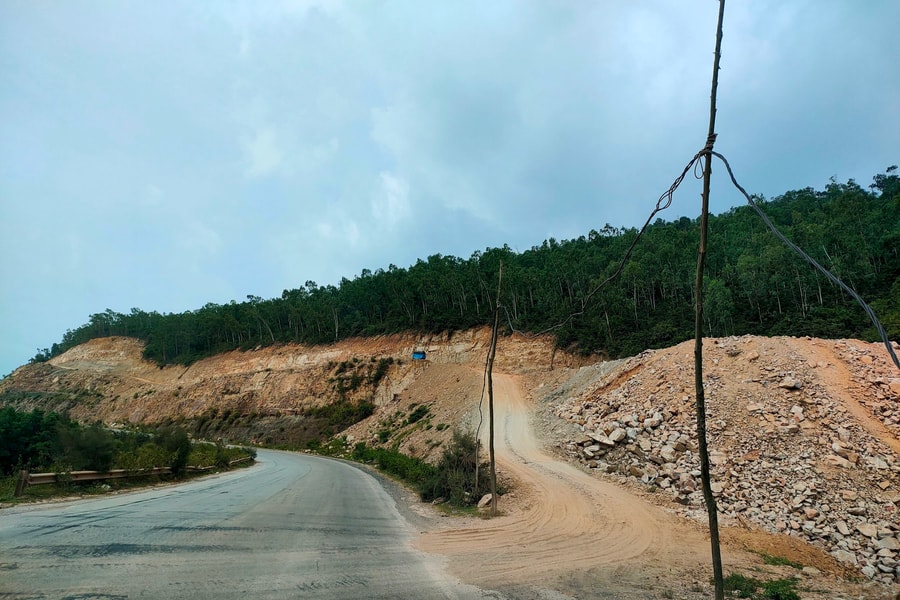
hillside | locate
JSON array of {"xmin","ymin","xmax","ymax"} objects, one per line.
[
  {"xmin": 0, "ymin": 330, "xmax": 582, "ymax": 453},
  {"xmin": 30, "ymin": 170, "xmax": 900, "ymax": 371},
  {"xmin": 2, "ymin": 332, "xmax": 899, "ymax": 595}
]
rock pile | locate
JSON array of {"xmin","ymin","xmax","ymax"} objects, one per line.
[
  {"xmin": 832, "ymin": 340, "xmax": 900, "ymax": 439},
  {"xmin": 554, "ymin": 336, "xmax": 900, "ymax": 585}
]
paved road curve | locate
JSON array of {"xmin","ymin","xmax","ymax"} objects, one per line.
[{"xmin": 0, "ymin": 450, "xmax": 492, "ymax": 599}]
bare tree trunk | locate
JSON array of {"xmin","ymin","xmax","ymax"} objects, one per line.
[
  {"xmin": 695, "ymin": 2, "xmax": 727, "ymax": 599},
  {"xmin": 486, "ymin": 261, "xmax": 503, "ymax": 516}
]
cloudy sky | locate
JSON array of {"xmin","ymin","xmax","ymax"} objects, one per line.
[{"xmin": 1, "ymin": 1, "xmax": 897, "ymax": 376}]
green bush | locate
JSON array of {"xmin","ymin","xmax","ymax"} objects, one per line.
[
  {"xmin": 370, "ymin": 357, "xmax": 393, "ymax": 385},
  {"xmin": 760, "ymin": 579, "xmax": 799, "ymax": 600},
  {"xmin": 155, "ymin": 426, "xmax": 191, "ymax": 474},
  {"xmin": 117, "ymin": 442, "xmax": 171, "ymax": 472},
  {"xmin": 407, "ymin": 405, "xmax": 429, "ymax": 424},
  {"xmin": 0, "ymin": 408, "xmax": 66, "ymax": 474},
  {"xmin": 351, "ymin": 443, "xmax": 436, "ymax": 486},
  {"xmin": 720, "ymin": 574, "xmax": 799, "ymax": 600},
  {"xmin": 304, "ymin": 399, "xmax": 375, "ymax": 433},
  {"xmin": 58, "ymin": 422, "xmax": 117, "ymax": 472},
  {"xmin": 419, "ymin": 430, "xmax": 491, "ymax": 506},
  {"xmin": 188, "ymin": 441, "xmax": 252, "ymax": 468},
  {"xmin": 722, "ymin": 573, "xmax": 759, "ymax": 598},
  {"xmin": 760, "ymin": 553, "xmax": 803, "ymax": 569}
]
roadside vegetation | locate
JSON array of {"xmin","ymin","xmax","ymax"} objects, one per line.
[
  {"xmin": 312, "ymin": 430, "xmax": 492, "ymax": 508},
  {"xmin": 722, "ymin": 573, "xmax": 800, "ymax": 600},
  {"xmin": 0, "ymin": 406, "xmax": 255, "ymax": 504}
]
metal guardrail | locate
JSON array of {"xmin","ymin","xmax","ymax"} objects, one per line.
[
  {"xmin": 13, "ymin": 456, "xmax": 254, "ymax": 497},
  {"xmin": 16, "ymin": 467, "xmax": 174, "ymax": 495}
]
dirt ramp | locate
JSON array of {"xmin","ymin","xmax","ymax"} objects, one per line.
[{"xmin": 415, "ymin": 374, "xmax": 729, "ymax": 596}]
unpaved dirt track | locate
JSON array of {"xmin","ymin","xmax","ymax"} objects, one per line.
[
  {"xmin": 783, "ymin": 337, "xmax": 900, "ymax": 455},
  {"xmin": 416, "ymin": 373, "xmax": 738, "ymax": 598}
]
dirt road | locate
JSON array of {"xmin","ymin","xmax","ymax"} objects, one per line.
[{"xmin": 416, "ymin": 373, "xmax": 735, "ymax": 598}]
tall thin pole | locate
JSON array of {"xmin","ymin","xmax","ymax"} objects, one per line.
[
  {"xmin": 486, "ymin": 260, "xmax": 503, "ymax": 516},
  {"xmin": 695, "ymin": 2, "xmax": 726, "ymax": 599}
]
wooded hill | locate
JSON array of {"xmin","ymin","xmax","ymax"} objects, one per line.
[{"xmin": 32, "ymin": 168, "xmax": 900, "ymax": 367}]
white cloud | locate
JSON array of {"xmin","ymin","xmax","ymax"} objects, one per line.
[
  {"xmin": 316, "ymin": 221, "xmax": 333, "ymax": 238},
  {"xmin": 294, "ymin": 137, "xmax": 339, "ymax": 175},
  {"xmin": 179, "ymin": 221, "xmax": 223, "ymax": 258},
  {"xmin": 278, "ymin": 0, "xmax": 343, "ymax": 19},
  {"xmin": 343, "ymin": 220, "xmax": 360, "ymax": 247},
  {"xmin": 142, "ymin": 183, "xmax": 164, "ymax": 207},
  {"xmin": 372, "ymin": 171, "xmax": 410, "ymax": 229},
  {"xmin": 244, "ymin": 128, "xmax": 283, "ymax": 177}
]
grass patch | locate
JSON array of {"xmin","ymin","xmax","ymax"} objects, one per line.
[
  {"xmin": 760, "ymin": 578, "xmax": 800, "ymax": 600},
  {"xmin": 302, "ymin": 399, "xmax": 375, "ymax": 434},
  {"xmin": 406, "ymin": 404, "xmax": 430, "ymax": 424},
  {"xmin": 759, "ymin": 552, "xmax": 804, "ymax": 569},
  {"xmin": 311, "ymin": 430, "xmax": 492, "ymax": 508},
  {"xmin": 723, "ymin": 573, "xmax": 759, "ymax": 598},
  {"xmin": 721, "ymin": 574, "xmax": 800, "ymax": 600},
  {"xmin": 351, "ymin": 443, "xmax": 437, "ymax": 488}
]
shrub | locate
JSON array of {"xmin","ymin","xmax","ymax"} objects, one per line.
[
  {"xmin": 305, "ymin": 399, "xmax": 375, "ymax": 433},
  {"xmin": 155, "ymin": 426, "xmax": 191, "ymax": 474},
  {"xmin": 351, "ymin": 443, "xmax": 435, "ymax": 486},
  {"xmin": 0, "ymin": 407, "xmax": 69, "ymax": 475},
  {"xmin": 760, "ymin": 579, "xmax": 799, "ymax": 600},
  {"xmin": 118, "ymin": 442, "xmax": 171, "ymax": 472},
  {"xmin": 722, "ymin": 573, "xmax": 759, "ymax": 598},
  {"xmin": 58, "ymin": 422, "xmax": 117, "ymax": 472},
  {"xmin": 760, "ymin": 553, "xmax": 803, "ymax": 569},
  {"xmin": 419, "ymin": 430, "xmax": 491, "ymax": 506},
  {"xmin": 720, "ymin": 573, "xmax": 798, "ymax": 600},
  {"xmin": 407, "ymin": 405, "xmax": 429, "ymax": 424},
  {"xmin": 370, "ymin": 357, "xmax": 393, "ymax": 385}
]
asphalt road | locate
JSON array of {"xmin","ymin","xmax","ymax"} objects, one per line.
[{"xmin": 0, "ymin": 450, "xmax": 495, "ymax": 599}]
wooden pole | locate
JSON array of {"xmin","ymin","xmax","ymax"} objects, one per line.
[
  {"xmin": 14, "ymin": 469, "xmax": 29, "ymax": 497},
  {"xmin": 486, "ymin": 260, "xmax": 503, "ymax": 515},
  {"xmin": 695, "ymin": 2, "xmax": 727, "ymax": 599}
]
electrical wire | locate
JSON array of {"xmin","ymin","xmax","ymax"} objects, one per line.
[
  {"xmin": 493, "ymin": 146, "xmax": 898, "ymax": 372},
  {"xmin": 710, "ymin": 151, "xmax": 900, "ymax": 370},
  {"xmin": 501, "ymin": 151, "xmax": 708, "ymax": 339}
]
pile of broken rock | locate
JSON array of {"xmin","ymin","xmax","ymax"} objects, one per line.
[{"xmin": 554, "ymin": 336, "xmax": 900, "ymax": 585}]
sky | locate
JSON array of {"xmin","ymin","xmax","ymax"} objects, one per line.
[{"xmin": 1, "ymin": 1, "xmax": 897, "ymax": 377}]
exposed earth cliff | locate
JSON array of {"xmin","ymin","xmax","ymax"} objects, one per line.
[{"xmin": 2, "ymin": 331, "xmax": 899, "ymax": 597}]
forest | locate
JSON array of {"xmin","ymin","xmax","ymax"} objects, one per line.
[
  {"xmin": 30, "ymin": 167, "xmax": 899, "ymax": 367},
  {"xmin": 0, "ymin": 407, "xmax": 244, "ymax": 477}
]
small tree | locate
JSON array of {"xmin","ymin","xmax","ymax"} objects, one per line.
[
  {"xmin": 421, "ymin": 430, "xmax": 490, "ymax": 506},
  {"xmin": 58, "ymin": 422, "xmax": 116, "ymax": 472},
  {"xmin": 156, "ymin": 426, "xmax": 191, "ymax": 475}
]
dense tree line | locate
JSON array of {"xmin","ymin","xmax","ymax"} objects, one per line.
[
  {"xmin": 31, "ymin": 168, "xmax": 900, "ymax": 366},
  {"xmin": 0, "ymin": 407, "xmax": 191, "ymax": 475},
  {"xmin": 0, "ymin": 407, "xmax": 257, "ymax": 480}
]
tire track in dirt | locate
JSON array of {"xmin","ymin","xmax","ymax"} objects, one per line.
[
  {"xmin": 783, "ymin": 338, "xmax": 900, "ymax": 455},
  {"xmin": 414, "ymin": 373, "xmax": 725, "ymax": 591}
]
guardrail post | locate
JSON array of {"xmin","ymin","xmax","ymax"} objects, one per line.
[{"xmin": 14, "ymin": 470, "xmax": 29, "ymax": 497}]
